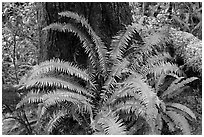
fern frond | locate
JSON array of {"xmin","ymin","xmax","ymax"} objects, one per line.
[
  {"xmin": 59, "ymin": 11, "xmax": 108, "ymax": 74},
  {"xmin": 113, "ymin": 99, "xmax": 146, "ymax": 117},
  {"xmin": 45, "ymin": 110, "xmax": 67, "ymax": 134},
  {"xmin": 161, "ymin": 77, "xmax": 198, "ymax": 99},
  {"xmin": 127, "ymin": 33, "xmax": 166, "ymax": 62},
  {"xmin": 147, "ymin": 62, "xmax": 183, "ymax": 78},
  {"xmin": 119, "ymin": 111, "xmax": 138, "ymax": 122},
  {"xmin": 24, "ymin": 77, "xmax": 93, "ymax": 97},
  {"xmin": 155, "ymin": 113, "xmax": 163, "ymax": 134},
  {"xmin": 25, "ymin": 59, "xmax": 94, "ymax": 86},
  {"xmin": 103, "ymin": 116, "xmax": 126, "ymax": 135},
  {"xmin": 143, "ymin": 27, "xmax": 169, "ymax": 52},
  {"xmin": 43, "ymin": 23, "xmax": 99, "ymax": 71},
  {"xmin": 110, "ymin": 23, "xmax": 142, "ymax": 61},
  {"xmin": 101, "ymin": 59, "xmax": 130, "ymax": 101},
  {"xmin": 16, "ymin": 91, "xmax": 43, "ymax": 109},
  {"xmin": 43, "ymin": 90, "xmax": 90, "ymax": 105},
  {"xmin": 114, "ymin": 75, "xmax": 159, "ymax": 134},
  {"xmin": 166, "ymin": 103, "xmax": 196, "ymax": 121},
  {"xmin": 155, "ymin": 73, "xmax": 166, "ymax": 93},
  {"xmin": 42, "ymin": 90, "xmax": 92, "ymax": 114},
  {"xmin": 127, "ymin": 117, "xmax": 147, "ymax": 135},
  {"xmin": 145, "ymin": 52, "xmax": 172, "ymax": 67},
  {"xmin": 165, "ymin": 110, "xmax": 191, "ymax": 135},
  {"xmin": 94, "ymin": 112, "xmax": 126, "ymax": 135}
]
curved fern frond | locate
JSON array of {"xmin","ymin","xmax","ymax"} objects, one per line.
[
  {"xmin": 42, "ymin": 90, "xmax": 92, "ymax": 114},
  {"xmin": 24, "ymin": 77, "xmax": 93, "ymax": 97},
  {"xmin": 145, "ymin": 52, "xmax": 172, "ymax": 67},
  {"xmin": 101, "ymin": 59, "xmax": 130, "ymax": 101},
  {"xmin": 165, "ymin": 110, "xmax": 191, "ymax": 135},
  {"xmin": 102, "ymin": 116, "xmax": 126, "ymax": 135},
  {"xmin": 126, "ymin": 27, "xmax": 169, "ymax": 63},
  {"xmin": 45, "ymin": 110, "xmax": 67, "ymax": 134},
  {"xmin": 155, "ymin": 113, "xmax": 163, "ymax": 134},
  {"xmin": 110, "ymin": 23, "xmax": 142, "ymax": 61},
  {"xmin": 43, "ymin": 23, "xmax": 99, "ymax": 72},
  {"xmin": 93, "ymin": 112, "xmax": 126, "ymax": 135},
  {"xmin": 166, "ymin": 103, "xmax": 196, "ymax": 121},
  {"xmin": 59, "ymin": 11, "xmax": 108, "ymax": 74},
  {"xmin": 112, "ymin": 74, "xmax": 159, "ymax": 134},
  {"xmin": 146, "ymin": 62, "xmax": 183, "ymax": 78},
  {"xmin": 161, "ymin": 77, "xmax": 198, "ymax": 99},
  {"xmin": 16, "ymin": 91, "xmax": 43, "ymax": 109},
  {"xmin": 113, "ymin": 99, "xmax": 146, "ymax": 117},
  {"xmin": 143, "ymin": 26, "xmax": 169, "ymax": 52},
  {"xmin": 24, "ymin": 59, "xmax": 94, "ymax": 87}
]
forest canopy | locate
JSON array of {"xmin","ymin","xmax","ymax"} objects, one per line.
[{"xmin": 2, "ymin": 2, "xmax": 202, "ymax": 135}]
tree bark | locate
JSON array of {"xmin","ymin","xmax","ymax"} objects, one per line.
[{"xmin": 38, "ymin": 2, "xmax": 132, "ymax": 64}]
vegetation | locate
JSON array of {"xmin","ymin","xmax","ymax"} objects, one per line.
[{"xmin": 2, "ymin": 2, "xmax": 202, "ymax": 135}]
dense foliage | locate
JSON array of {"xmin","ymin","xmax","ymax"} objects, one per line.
[
  {"xmin": 2, "ymin": 2, "xmax": 38, "ymax": 85},
  {"xmin": 2, "ymin": 2, "xmax": 202, "ymax": 135},
  {"xmin": 130, "ymin": 2, "xmax": 202, "ymax": 40}
]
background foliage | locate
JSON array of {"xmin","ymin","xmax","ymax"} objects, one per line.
[
  {"xmin": 2, "ymin": 2, "xmax": 38, "ymax": 85},
  {"xmin": 130, "ymin": 2, "xmax": 202, "ymax": 39}
]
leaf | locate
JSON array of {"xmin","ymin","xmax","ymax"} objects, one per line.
[
  {"xmin": 155, "ymin": 113, "xmax": 163, "ymax": 134},
  {"xmin": 46, "ymin": 110, "xmax": 67, "ymax": 134},
  {"xmin": 165, "ymin": 110, "xmax": 191, "ymax": 135},
  {"xmin": 43, "ymin": 23, "xmax": 99, "ymax": 72},
  {"xmin": 59, "ymin": 11, "xmax": 108, "ymax": 75},
  {"xmin": 94, "ymin": 112, "xmax": 126, "ymax": 135},
  {"xmin": 161, "ymin": 77, "xmax": 198, "ymax": 99},
  {"xmin": 16, "ymin": 91, "xmax": 43, "ymax": 109},
  {"xmin": 25, "ymin": 59, "xmax": 92, "ymax": 86},
  {"xmin": 166, "ymin": 103, "xmax": 196, "ymax": 121},
  {"xmin": 110, "ymin": 23, "xmax": 142, "ymax": 61},
  {"xmin": 24, "ymin": 77, "xmax": 93, "ymax": 97}
]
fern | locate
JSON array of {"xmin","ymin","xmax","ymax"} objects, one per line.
[
  {"xmin": 165, "ymin": 111, "xmax": 191, "ymax": 135},
  {"xmin": 143, "ymin": 30, "xmax": 167, "ymax": 53},
  {"xmin": 43, "ymin": 23, "xmax": 99, "ymax": 72},
  {"xmin": 125, "ymin": 25, "xmax": 169, "ymax": 62},
  {"xmin": 113, "ymin": 99, "xmax": 146, "ymax": 117},
  {"xmin": 58, "ymin": 11, "xmax": 108, "ymax": 75},
  {"xmin": 166, "ymin": 103, "xmax": 196, "ymax": 121},
  {"xmin": 101, "ymin": 58, "xmax": 130, "ymax": 102},
  {"xmin": 155, "ymin": 113, "xmax": 163, "ymax": 134},
  {"xmin": 93, "ymin": 111, "xmax": 126, "ymax": 135},
  {"xmin": 15, "ymin": 10, "xmax": 199, "ymax": 135},
  {"xmin": 110, "ymin": 74, "xmax": 159, "ymax": 134},
  {"xmin": 23, "ymin": 77, "xmax": 93, "ymax": 97},
  {"xmin": 42, "ymin": 90, "xmax": 92, "ymax": 111},
  {"xmin": 16, "ymin": 91, "xmax": 43, "ymax": 109},
  {"xmin": 45, "ymin": 110, "xmax": 67, "ymax": 134},
  {"xmin": 161, "ymin": 77, "xmax": 198, "ymax": 99},
  {"xmin": 110, "ymin": 23, "xmax": 142, "ymax": 61},
  {"xmin": 24, "ymin": 59, "xmax": 94, "ymax": 86}
]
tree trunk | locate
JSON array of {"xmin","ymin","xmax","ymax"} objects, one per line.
[{"xmin": 37, "ymin": 2, "xmax": 132, "ymax": 65}]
